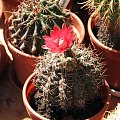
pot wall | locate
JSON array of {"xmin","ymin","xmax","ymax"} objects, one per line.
[
  {"xmin": 0, "ymin": 41, "xmax": 6, "ymax": 74},
  {"xmin": 0, "ymin": 0, "xmax": 5, "ymax": 28},
  {"xmin": 22, "ymin": 72, "xmax": 111, "ymax": 120},
  {"xmin": 88, "ymin": 14, "xmax": 120, "ymax": 91},
  {"xmin": 4, "ymin": 12, "xmax": 85, "ymax": 85},
  {"xmin": 2, "ymin": 0, "xmax": 21, "ymax": 19},
  {"xmin": 0, "ymin": 0, "xmax": 3, "ymax": 20}
]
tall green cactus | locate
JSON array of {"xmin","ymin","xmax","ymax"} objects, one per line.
[
  {"xmin": 82, "ymin": 0, "xmax": 120, "ymax": 50},
  {"xmin": 33, "ymin": 44, "xmax": 104, "ymax": 119},
  {"xmin": 9, "ymin": 0, "xmax": 70, "ymax": 55}
]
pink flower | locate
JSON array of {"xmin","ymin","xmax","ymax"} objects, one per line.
[{"xmin": 42, "ymin": 24, "xmax": 75, "ymax": 53}]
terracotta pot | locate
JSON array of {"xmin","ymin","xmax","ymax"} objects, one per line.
[
  {"xmin": 67, "ymin": 0, "xmax": 73, "ymax": 9},
  {"xmin": 0, "ymin": 0, "xmax": 5, "ymax": 27},
  {"xmin": 88, "ymin": 14, "xmax": 120, "ymax": 93},
  {"xmin": 0, "ymin": 41, "xmax": 7, "ymax": 74},
  {"xmin": 0, "ymin": 0, "xmax": 10, "ymax": 73},
  {"xmin": 0, "ymin": 0, "xmax": 3, "ymax": 19},
  {"xmin": 2, "ymin": 0, "xmax": 21, "ymax": 19},
  {"xmin": 63, "ymin": 0, "xmax": 74, "ymax": 10},
  {"xmin": 4, "ymin": 18, "xmax": 43, "ymax": 85},
  {"xmin": 4, "ymin": 12, "xmax": 85, "ymax": 85},
  {"xmin": 22, "ymin": 72, "xmax": 111, "ymax": 120}
]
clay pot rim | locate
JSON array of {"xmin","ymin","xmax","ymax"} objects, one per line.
[
  {"xmin": 0, "ymin": 0, "xmax": 3, "ymax": 19},
  {"xmin": 5, "ymin": 15, "xmax": 44, "ymax": 59},
  {"xmin": 2, "ymin": 0, "xmax": 20, "ymax": 6},
  {"xmin": 70, "ymin": 12, "xmax": 85, "ymax": 45},
  {"xmin": 87, "ymin": 13, "xmax": 120, "ymax": 55},
  {"xmin": 22, "ymin": 72, "xmax": 111, "ymax": 120},
  {"xmin": 22, "ymin": 72, "xmax": 49, "ymax": 120},
  {"xmin": 5, "ymin": 12, "xmax": 85, "ymax": 59}
]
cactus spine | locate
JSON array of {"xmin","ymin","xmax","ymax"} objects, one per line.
[
  {"xmin": 82, "ymin": 0, "xmax": 120, "ymax": 50},
  {"xmin": 9, "ymin": 0, "xmax": 70, "ymax": 55},
  {"xmin": 33, "ymin": 44, "xmax": 104, "ymax": 119}
]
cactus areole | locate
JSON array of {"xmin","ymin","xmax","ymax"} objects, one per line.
[{"xmin": 8, "ymin": 0, "xmax": 72, "ymax": 56}]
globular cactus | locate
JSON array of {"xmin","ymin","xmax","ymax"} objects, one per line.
[
  {"xmin": 9, "ymin": 0, "xmax": 70, "ymax": 55},
  {"xmin": 33, "ymin": 44, "xmax": 104, "ymax": 119}
]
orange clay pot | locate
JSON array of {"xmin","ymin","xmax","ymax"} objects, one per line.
[
  {"xmin": 0, "ymin": 0, "xmax": 5, "ymax": 27},
  {"xmin": 2, "ymin": 0, "xmax": 21, "ymax": 19},
  {"xmin": 0, "ymin": 0, "xmax": 3, "ymax": 19},
  {"xmin": 4, "ymin": 12, "xmax": 85, "ymax": 85},
  {"xmin": 0, "ymin": 0, "xmax": 9, "ymax": 73},
  {"xmin": 22, "ymin": 72, "xmax": 111, "ymax": 120},
  {"xmin": 88, "ymin": 14, "xmax": 120, "ymax": 93},
  {"xmin": 0, "ymin": 41, "xmax": 7, "ymax": 74}
]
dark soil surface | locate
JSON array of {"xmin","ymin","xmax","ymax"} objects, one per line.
[{"xmin": 30, "ymin": 91, "xmax": 104, "ymax": 120}]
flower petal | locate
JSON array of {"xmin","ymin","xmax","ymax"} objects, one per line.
[{"xmin": 42, "ymin": 24, "xmax": 75, "ymax": 53}]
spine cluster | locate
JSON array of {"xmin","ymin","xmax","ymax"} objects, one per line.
[{"xmin": 34, "ymin": 44, "xmax": 104, "ymax": 118}]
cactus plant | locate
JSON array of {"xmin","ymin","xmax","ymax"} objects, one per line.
[
  {"xmin": 30, "ymin": 25, "xmax": 105, "ymax": 119},
  {"xmin": 8, "ymin": 0, "xmax": 70, "ymax": 56},
  {"xmin": 81, "ymin": 0, "xmax": 120, "ymax": 93},
  {"xmin": 4, "ymin": 0, "xmax": 85, "ymax": 85},
  {"xmin": 82, "ymin": 0, "xmax": 120, "ymax": 50}
]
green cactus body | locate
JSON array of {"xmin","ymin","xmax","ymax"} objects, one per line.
[
  {"xmin": 83, "ymin": 0, "xmax": 120, "ymax": 50},
  {"xmin": 9, "ymin": 0, "xmax": 70, "ymax": 56},
  {"xmin": 33, "ymin": 44, "xmax": 104, "ymax": 119}
]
